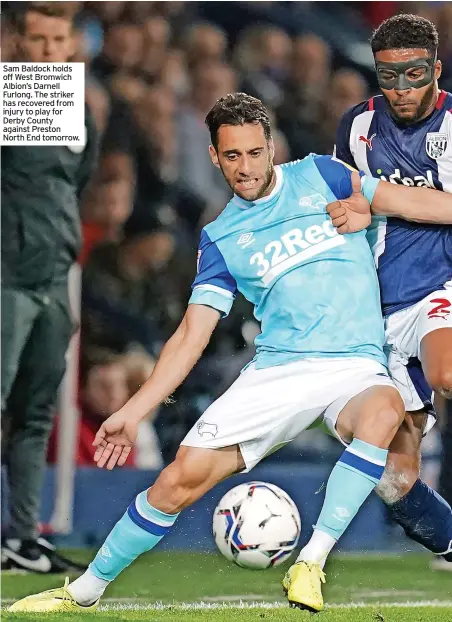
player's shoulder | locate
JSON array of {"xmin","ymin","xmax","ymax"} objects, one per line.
[{"xmin": 202, "ymin": 198, "xmax": 238, "ymax": 243}]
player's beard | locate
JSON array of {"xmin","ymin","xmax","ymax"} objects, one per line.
[
  {"xmin": 387, "ymin": 81, "xmax": 437, "ymax": 125},
  {"xmin": 222, "ymin": 158, "xmax": 275, "ymax": 202}
]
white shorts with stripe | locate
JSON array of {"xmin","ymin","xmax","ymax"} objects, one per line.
[
  {"xmin": 385, "ymin": 282, "xmax": 452, "ymax": 428},
  {"xmin": 181, "ymin": 357, "xmax": 397, "ymax": 472}
]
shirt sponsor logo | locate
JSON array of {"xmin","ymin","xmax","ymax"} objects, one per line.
[
  {"xmin": 377, "ymin": 168, "xmax": 437, "ymax": 189},
  {"xmin": 249, "ymin": 220, "xmax": 345, "ymax": 286}
]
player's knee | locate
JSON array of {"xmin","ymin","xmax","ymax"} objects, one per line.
[
  {"xmin": 150, "ymin": 456, "xmax": 208, "ymax": 513},
  {"xmin": 428, "ymin": 367, "xmax": 452, "ymax": 400},
  {"xmin": 358, "ymin": 395, "xmax": 404, "ymax": 448},
  {"xmin": 376, "ymin": 460, "xmax": 418, "ymax": 504}
]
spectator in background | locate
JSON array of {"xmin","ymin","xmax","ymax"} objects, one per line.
[
  {"xmin": 235, "ymin": 25, "xmax": 292, "ymax": 109},
  {"xmin": 277, "ymin": 33, "xmax": 332, "ymax": 158},
  {"xmin": 91, "ymin": 22, "xmax": 144, "ymax": 83},
  {"xmin": 139, "ymin": 16, "xmax": 171, "ymax": 82},
  {"xmin": 177, "ymin": 61, "xmax": 237, "ymax": 223},
  {"xmin": 79, "ymin": 178, "xmax": 134, "ymax": 265},
  {"xmin": 319, "ymin": 68, "xmax": 369, "ymax": 151},
  {"xmin": 81, "ymin": 220, "xmax": 179, "ymax": 361},
  {"xmin": 183, "ymin": 22, "xmax": 228, "ymax": 69},
  {"xmin": 159, "ymin": 49, "xmax": 190, "ymax": 99},
  {"xmin": 48, "ymin": 351, "xmax": 163, "ymax": 469}
]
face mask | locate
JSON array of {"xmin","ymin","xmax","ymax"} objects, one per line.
[{"xmin": 375, "ymin": 56, "xmax": 436, "ymax": 90}]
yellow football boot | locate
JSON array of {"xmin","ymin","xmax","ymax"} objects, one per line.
[
  {"xmin": 8, "ymin": 577, "xmax": 99, "ymax": 613},
  {"xmin": 282, "ymin": 561, "xmax": 326, "ymax": 612}
]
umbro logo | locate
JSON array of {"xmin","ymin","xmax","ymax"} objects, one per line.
[
  {"xmin": 100, "ymin": 545, "xmax": 112, "ymax": 559},
  {"xmin": 237, "ymin": 232, "xmax": 255, "ymax": 248},
  {"xmin": 332, "ymin": 507, "xmax": 350, "ymax": 522}
]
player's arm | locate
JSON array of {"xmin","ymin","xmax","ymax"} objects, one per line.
[
  {"xmin": 371, "ymin": 182, "xmax": 452, "ymax": 224},
  {"xmin": 116, "ymin": 304, "xmax": 220, "ymax": 420},
  {"xmin": 327, "ymin": 175, "xmax": 452, "ymax": 233},
  {"xmin": 93, "ymin": 230, "xmax": 237, "ymax": 469}
]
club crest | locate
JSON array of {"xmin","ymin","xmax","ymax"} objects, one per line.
[{"xmin": 426, "ymin": 132, "xmax": 448, "ymax": 159}]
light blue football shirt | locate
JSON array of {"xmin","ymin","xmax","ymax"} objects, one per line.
[{"xmin": 189, "ymin": 154, "xmax": 384, "ymax": 369}]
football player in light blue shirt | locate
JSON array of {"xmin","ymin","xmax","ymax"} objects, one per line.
[{"xmin": 10, "ymin": 93, "xmax": 452, "ymax": 615}]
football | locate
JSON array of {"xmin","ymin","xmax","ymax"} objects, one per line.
[{"xmin": 212, "ymin": 481, "xmax": 301, "ymax": 570}]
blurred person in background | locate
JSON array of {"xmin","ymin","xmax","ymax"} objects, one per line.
[
  {"xmin": 177, "ymin": 61, "xmax": 237, "ymax": 223},
  {"xmin": 81, "ymin": 219, "xmax": 179, "ymax": 361},
  {"xmin": 1, "ymin": 1, "xmax": 97, "ymax": 573},
  {"xmin": 48, "ymin": 351, "xmax": 162, "ymax": 469},
  {"xmin": 183, "ymin": 22, "xmax": 228, "ymax": 70},
  {"xmin": 235, "ymin": 25, "xmax": 292, "ymax": 110},
  {"xmin": 79, "ymin": 178, "xmax": 134, "ymax": 266},
  {"xmin": 139, "ymin": 16, "xmax": 171, "ymax": 82},
  {"xmin": 319, "ymin": 69, "xmax": 369, "ymax": 151},
  {"xmin": 277, "ymin": 33, "xmax": 332, "ymax": 158},
  {"xmin": 90, "ymin": 21, "xmax": 144, "ymax": 84}
]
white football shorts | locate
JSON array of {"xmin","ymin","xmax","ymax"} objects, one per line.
[
  {"xmin": 181, "ymin": 357, "xmax": 397, "ymax": 472},
  {"xmin": 385, "ymin": 282, "xmax": 452, "ymax": 428}
]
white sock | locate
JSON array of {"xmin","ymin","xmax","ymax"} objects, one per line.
[
  {"xmin": 68, "ymin": 568, "xmax": 110, "ymax": 605},
  {"xmin": 296, "ymin": 529, "xmax": 337, "ymax": 570}
]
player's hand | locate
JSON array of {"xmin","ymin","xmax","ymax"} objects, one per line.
[
  {"xmin": 93, "ymin": 410, "xmax": 139, "ymax": 470},
  {"xmin": 326, "ymin": 170, "xmax": 372, "ymax": 234}
]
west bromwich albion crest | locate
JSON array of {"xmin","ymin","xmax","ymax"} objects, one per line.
[{"xmin": 426, "ymin": 132, "xmax": 448, "ymax": 159}]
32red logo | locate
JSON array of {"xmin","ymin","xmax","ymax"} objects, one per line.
[{"xmin": 427, "ymin": 298, "xmax": 451, "ymax": 320}]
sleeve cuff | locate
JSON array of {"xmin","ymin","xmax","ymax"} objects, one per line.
[
  {"xmin": 188, "ymin": 285, "xmax": 234, "ymax": 318},
  {"xmin": 361, "ymin": 175, "xmax": 380, "ymax": 205}
]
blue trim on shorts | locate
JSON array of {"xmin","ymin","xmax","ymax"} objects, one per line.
[{"xmin": 407, "ymin": 358, "xmax": 435, "ymax": 416}]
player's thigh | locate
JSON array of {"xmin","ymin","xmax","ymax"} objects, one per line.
[
  {"xmin": 181, "ymin": 361, "xmax": 328, "ymax": 472},
  {"xmin": 418, "ymin": 290, "xmax": 452, "ymax": 397},
  {"xmin": 334, "ymin": 384, "xmax": 405, "ymax": 448}
]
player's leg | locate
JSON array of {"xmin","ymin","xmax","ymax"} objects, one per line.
[
  {"xmin": 283, "ymin": 364, "xmax": 404, "ymax": 611},
  {"xmin": 378, "ymin": 288, "xmax": 452, "ymax": 560},
  {"xmin": 376, "ymin": 410, "xmax": 452, "ymax": 561},
  {"xmin": 419, "ymin": 297, "xmax": 452, "ymax": 400},
  {"xmin": 9, "ymin": 444, "xmax": 243, "ymax": 613},
  {"xmin": 295, "ymin": 384, "xmax": 404, "ymax": 570},
  {"xmin": 9, "ymin": 361, "xmax": 325, "ymax": 612}
]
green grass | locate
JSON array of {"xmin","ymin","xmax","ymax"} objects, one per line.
[{"xmin": 2, "ymin": 551, "xmax": 452, "ymax": 621}]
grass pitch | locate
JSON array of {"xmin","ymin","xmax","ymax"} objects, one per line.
[{"xmin": 2, "ymin": 551, "xmax": 452, "ymax": 621}]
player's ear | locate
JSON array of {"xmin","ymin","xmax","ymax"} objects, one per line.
[
  {"xmin": 268, "ymin": 137, "xmax": 275, "ymax": 162},
  {"xmin": 209, "ymin": 145, "xmax": 220, "ymax": 169},
  {"xmin": 434, "ymin": 59, "xmax": 442, "ymax": 81}
]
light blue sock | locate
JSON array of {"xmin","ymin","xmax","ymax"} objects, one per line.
[
  {"xmin": 316, "ymin": 438, "xmax": 388, "ymax": 539},
  {"xmin": 90, "ymin": 491, "xmax": 179, "ymax": 581}
]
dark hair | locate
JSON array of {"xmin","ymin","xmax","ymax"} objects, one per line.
[
  {"xmin": 11, "ymin": 2, "xmax": 78, "ymax": 34},
  {"xmin": 205, "ymin": 92, "xmax": 272, "ymax": 150},
  {"xmin": 371, "ymin": 14, "xmax": 439, "ymax": 57}
]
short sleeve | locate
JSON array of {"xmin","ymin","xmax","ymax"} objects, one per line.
[
  {"xmin": 313, "ymin": 154, "xmax": 380, "ymax": 205},
  {"xmin": 189, "ymin": 229, "xmax": 237, "ymax": 317}
]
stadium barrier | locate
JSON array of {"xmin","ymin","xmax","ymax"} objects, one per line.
[{"xmin": 34, "ymin": 463, "xmax": 419, "ymax": 553}]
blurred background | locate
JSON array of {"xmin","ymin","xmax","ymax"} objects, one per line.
[{"xmin": 1, "ymin": 0, "xmax": 451, "ymax": 550}]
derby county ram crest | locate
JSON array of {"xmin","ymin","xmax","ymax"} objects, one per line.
[{"xmin": 426, "ymin": 132, "xmax": 448, "ymax": 159}]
